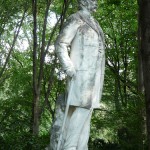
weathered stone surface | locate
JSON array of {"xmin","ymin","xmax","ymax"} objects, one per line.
[
  {"xmin": 46, "ymin": 94, "xmax": 66, "ymax": 150},
  {"xmin": 47, "ymin": 0, "xmax": 105, "ymax": 149}
]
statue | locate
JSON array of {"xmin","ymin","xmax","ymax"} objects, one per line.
[{"xmin": 49, "ymin": 0, "xmax": 105, "ymax": 149}]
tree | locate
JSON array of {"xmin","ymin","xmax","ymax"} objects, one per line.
[{"xmin": 138, "ymin": 0, "xmax": 150, "ymax": 149}]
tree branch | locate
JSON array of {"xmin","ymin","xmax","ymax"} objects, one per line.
[{"xmin": 0, "ymin": 9, "xmax": 26, "ymax": 78}]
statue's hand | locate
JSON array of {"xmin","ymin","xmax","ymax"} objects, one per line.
[{"xmin": 66, "ymin": 66, "xmax": 76, "ymax": 78}]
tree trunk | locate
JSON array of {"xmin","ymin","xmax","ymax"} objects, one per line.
[
  {"xmin": 31, "ymin": 0, "xmax": 52, "ymax": 135},
  {"xmin": 139, "ymin": 0, "xmax": 150, "ymax": 148},
  {"xmin": 32, "ymin": 0, "xmax": 39, "ymax": 135}
]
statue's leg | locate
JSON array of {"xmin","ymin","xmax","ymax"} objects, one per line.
[
  {"xmin": 63, "ymin": 106, "xmax": 76, "ymax": 143},
  {"xmin": 63, "ymin": 107, "xmax": 92, "ymax": 150},
  {"xmin": 77, "ymin": 109, "xmax": 93, "ymax": 150}
]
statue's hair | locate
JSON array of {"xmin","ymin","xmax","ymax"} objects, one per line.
[
  {"xmin": 77, "ymin": 0, "xmax": 88, "ymax": 8},
  {"xmin": 77, "ymin": 0, "xmax": 85, "ymax": 2},
  {"xmin": 77, "ymin": 0, "xmax": 97, "ymax": 10},
  {"xmin": 77, "ymin": 0, "xmax": 87, "ymax": 4}
]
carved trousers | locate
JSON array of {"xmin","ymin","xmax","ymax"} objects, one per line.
[{"xmin": 63, "ymin": 106, "xmax": 93, "ymax": 150}]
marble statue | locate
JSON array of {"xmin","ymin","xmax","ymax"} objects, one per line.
[{"xmin": 49, "ymin": 0, "xmax": 105, "ymax": 150}]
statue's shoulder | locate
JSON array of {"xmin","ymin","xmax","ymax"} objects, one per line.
[
  {"xmin": 66, "ymin": 12, "xmax": 83, "ymax": 24},
  {"xmin": 61, "ymin": 12, "xmax": 83, "ymax": 30}
]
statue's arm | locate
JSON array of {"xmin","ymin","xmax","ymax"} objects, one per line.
[{"xmin": 55, "ymin": 14, "xmax": 81, "ymax": 77}]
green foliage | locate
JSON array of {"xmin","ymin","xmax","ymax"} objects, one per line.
[{"xmin": 90, "ymin": 0, "xmax": 146, "ymax": 149}]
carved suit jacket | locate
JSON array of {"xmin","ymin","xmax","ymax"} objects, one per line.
[{"xmin": 55, "ymin": 10, "xmax": 105, "ymax": 109}]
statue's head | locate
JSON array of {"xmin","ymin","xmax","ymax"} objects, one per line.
[{"xmin": 78, "ymin": 0, "xmax": 98, "ymax": 12}]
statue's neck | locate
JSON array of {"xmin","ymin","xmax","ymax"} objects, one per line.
[{"xmin": 80, "ymin": 8, "xmax": 92, "ymax": 18}]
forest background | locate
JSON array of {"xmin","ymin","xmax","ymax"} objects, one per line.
[{"xmin": 0, "ymin": 0, "xmax": 150, "ymax": 150}]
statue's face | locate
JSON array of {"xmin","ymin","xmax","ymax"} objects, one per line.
[
  {"xmin": 87, "ymin": 0, "xmax": 98, "ymax": 12},
  {"xmin": 79, "ymin": 0, "xmax": 98, "ymax": 12}
]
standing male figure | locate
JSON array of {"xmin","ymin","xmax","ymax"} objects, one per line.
[{"xmin": 55, "ymin": 0, "xmax": 105, "ymax": 149}]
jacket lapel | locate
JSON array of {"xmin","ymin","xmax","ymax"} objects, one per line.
[
  {"xmin": 77, "ymin": 11, "xmax": 105, "ymax": 47},
  {"xmin": 77, "ymin": 12, "xmax": 105, "ymax": 43},
  {"xmin": 78, "ymin": 12, "xmax": 100, "ymax": 35}
]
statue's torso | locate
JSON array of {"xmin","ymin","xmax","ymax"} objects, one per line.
[
  {"xmin": 70, "ymin": 12, "xmax": 105, "ymax": 71},
  {"xmin": 67, "ymin": 12, "xmax": 105, "ymax": 108},
  {"xmin": 55, "ymin": 11, "xmax": 105, "ymax": 108}
]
